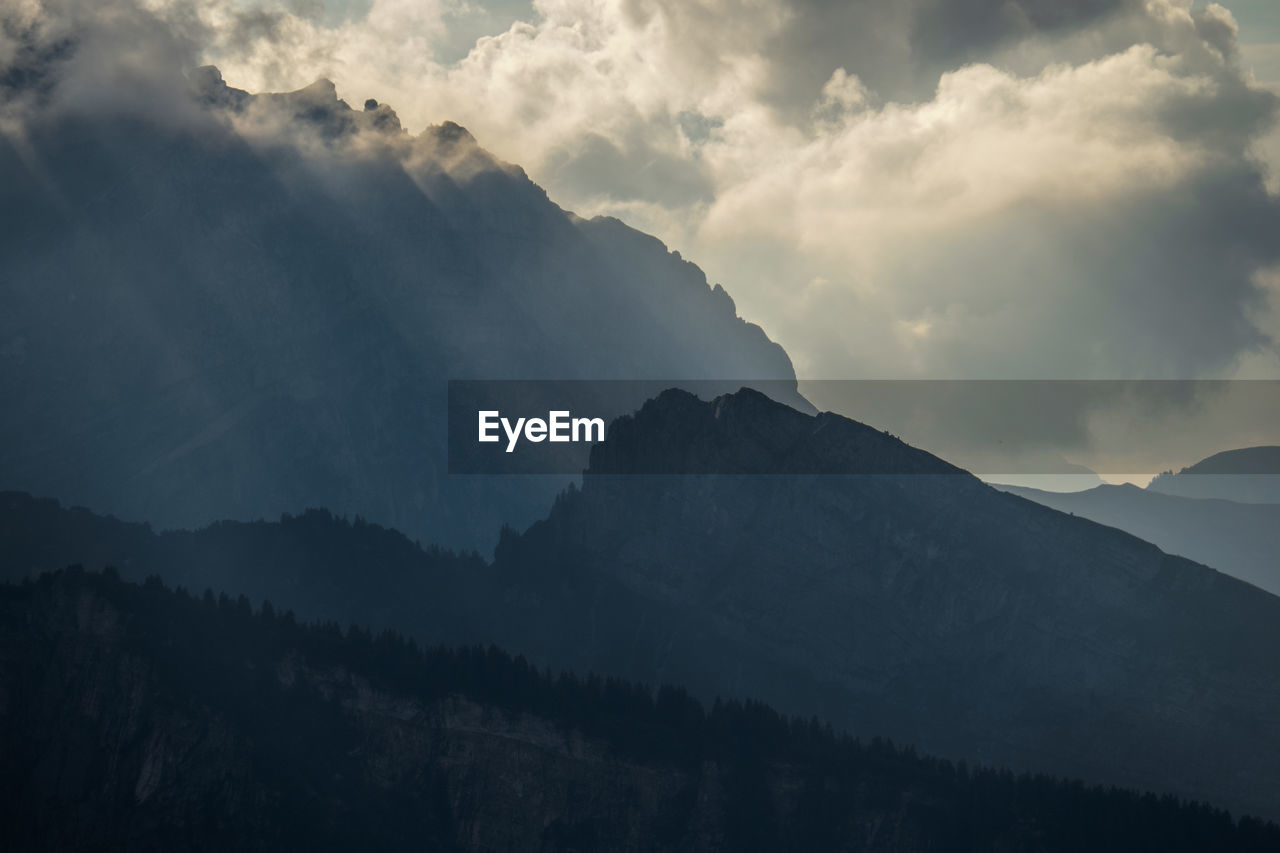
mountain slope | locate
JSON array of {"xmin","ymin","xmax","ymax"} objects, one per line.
[
  {"xmin": 0, "ymin": 53, "xmax": 803, "ymax": 551},
  {"xmin": 997, "ymin": 482, "xmax": 1280, "ymax": 595},
  {"xmin": 497, "ymin": 388, "xmax": 1280, "ymax": 820},
  {"xmin": 3, "ymin": 568, "xmax": 1276, "ymax": 851},
  {"xmin": 1147, "ymin": 447, "xmax": 1280, "ymax": 503},
  {"xmin": 0, "ymin": 489, "xmax": 830, "ymax": 734},
  {"xmin": 0, "ymin": 490, "xmax": 495, "ymax": 647}
]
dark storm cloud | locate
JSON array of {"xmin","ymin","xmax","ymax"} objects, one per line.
[
  {"xmin": 542, "ymin": 131, "xmax": 716, "ymax": 208},
  {"xmin": 751, "ymin": 0, "xmax": 1141, "ymax": 110},
  {"xmin": 911, "ymin": 0, "xmax": 1135, "ymax": 67},
  {"xmin": 749, "ymin": 0, "xmax": 1252, "ymax": 115}
]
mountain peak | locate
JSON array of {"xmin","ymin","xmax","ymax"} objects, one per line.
[
  {"xmin": 588, "ymin": 386, "xmax": 964, "ymax": 476},
  {"xmin": 188, "ymin": 64, "xmax": 249, "ymax": 110},
  {"xmin": 296, "ymin": 77, "xmax": 339, "ymax": 102},
  {"xmin": 432, "ymin": 119, "xmax": 474, "ymax": 144},
  {"xmin": 186, "ymin": 68, "xmax": 406, "ymax": 139}
]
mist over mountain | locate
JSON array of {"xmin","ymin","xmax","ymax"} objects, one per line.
[
  {"xmin": 997, "ymin": 482, "xmax": 1280, "ymax": 595},
  {"xmin": 1147, "ymin": 447, "xmax": 1280, "ymax": 504},
  {"xmin": 0, "ymin": 55, "xmax": 802, "ymax": 551}
]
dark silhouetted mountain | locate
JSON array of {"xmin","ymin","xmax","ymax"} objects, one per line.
[
  {"xmin": 1147, "ymin": 447, "xmax": 1280, "ymax": 503},
  {"xmin": 0, "ymin": 57, "xmax": 803, "ymax": 552},
  {"xmin": 0, "ymin": 488, "xmax": 824, "ymax": 739},
  {"xmin": 997, "ymin": 482, "xmax": 1280, "ymax": 595},
  {"xmin": 4, "ymin": 568, "xmax": 1277, "ymax": 852},
  {"xmin": 495, "ymin": 388, "xmax": 1280, "ymax": 820},
  {"xmin": 0, "ymin": 490, "xmax": 496, "ymax": 648}
]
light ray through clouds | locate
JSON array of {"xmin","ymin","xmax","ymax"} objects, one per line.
[{"xmin": 147, "ymin": 0, "xmax": 1280, "ymax": 384}]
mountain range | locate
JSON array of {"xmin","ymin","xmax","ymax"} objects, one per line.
[
  {"xmin": 998, "ymin": 477, "xmax": 1280, "ymax": 595},
  {"xmin": 6, "ymin": 388, "xmax": 1280, "ymax": 822}
]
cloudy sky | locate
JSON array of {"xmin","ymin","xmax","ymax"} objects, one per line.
[
  {"xmin": 107, "ymin": 0, "xmax": 1280, "ymax": 387},
  {"xmin": 5, "ymin": 0, "xmax": 1279, "ymax": 479}
]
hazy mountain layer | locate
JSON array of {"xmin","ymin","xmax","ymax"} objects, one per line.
[
  {"xmin": 998, "ymin": 482, "xmax": 1280, "ymax": 595},
  {"xmin": 0, "ymin": 63, "xmax": 801, "ymax": 551},
  {"xmin": 0, "ymin": 488, "xmax": 825, "ymax": 737},
  {"xmin": 1147, "ymin": 447, "xmax": 1280, "ymax": 503},
  {"xmin": 4, "ymin": 568, "xmax": 1276, "ymax": 851}
]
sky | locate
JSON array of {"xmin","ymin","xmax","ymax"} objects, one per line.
[
  {"xmin": 5, "ymin": 0, "xmax": 1280, "ymax": 479},
  {"xmin": 1227, "ymin": 0, "xmax": 1280, "ymax": 86}
]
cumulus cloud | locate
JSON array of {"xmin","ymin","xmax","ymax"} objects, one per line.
[{"xmin": 698, "ymin": 42, "xmax": 1280, "ymax": 378}]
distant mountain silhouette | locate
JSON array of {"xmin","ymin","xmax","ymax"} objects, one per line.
[
  {"xmin": 4, "ymin": 568, "xmax": 1277, "ymax": 851},
  {"xmin": 1163, "ymin": 447, "xmax": 1280, "ymax": 475},
  {"xmin": 997, "ymin": 482, "xmax": 1280, "ymax": 595},
  {"xmin": 0, "ymin": 63, "xmax": 802, "ymax": 551},
  {"xmin": 1147, "ymin": 447, "xmax": 1280, "ymax": 503},
  {"xmin": 0, "ymin": 488, "xmax": 819, "ymax": 739},
  {"xmin": 0, "ymin": 490, "xmax": 494, "ymax": 648}
]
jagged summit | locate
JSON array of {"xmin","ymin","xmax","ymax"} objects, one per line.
[
  {"xmin": 181, "ymin": 65, "xmax": 504, "ymax": 170},
  {"xmin": 187, "ymin": 64, "xmax": 406, "ymax": 138},
  {"xmin": 591, "ymin": 387, "xmax": 962, "ymax": 475},
  {"xmin": 431, "ymin": 119, "xmax": 474, "ymax": 145},
  {"xmin": 187, "ymin": 64, "xmax": 249, "ymax": 110}
]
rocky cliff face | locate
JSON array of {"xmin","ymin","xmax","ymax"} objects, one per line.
[
  {"xmin": 499, "ymin": 389, "xmax": 1280, "ymax": 820},
  {"xmin": 0, "ymin": 53, "xmax": 803, "ymax": 552}
]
